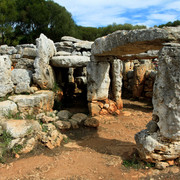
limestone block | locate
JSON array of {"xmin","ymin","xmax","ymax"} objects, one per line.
[
  {"xmin": 0, "ymin": 100, "xmax": 18, "ymax": 117},
  {"xmin": 36, "ymin": 33, "xmax": 56, "ymax": 64},
  {"xmin": 0, "ymin": 55, "xmax": 14, "ymax": 97},
  {"xmin": 87, "ymin": 61, "xmax": 110, "ymax": 101},
  {"xmin": 1, "ymin": 119, "xmax": 41, "ymax": 138},
  {"xmin": 11, "ymin": 69, "xmax": 33, "ymax": 94},
  {"xmin": 61, "ymin": 36, "xmax": 81, "ymax": 43},
  {"xmin": 50, "ymin": 56, "xmax": 90, "ymax": 68},
  {"xmin": 0, "ymin": 45, "xmax": 17, "ymax": 55},
  {"xmin": 33, "ymin": 58, "xmax": 55, "ymax": 89},
  {"xmin": 22, "ymin": 47, "xmax": 37, "ymax": 59},
  {"xmin": 112, "ymin": 59, "xmax": 123, "ymax": 109},
  {"xmin": 73, "ymin": 41, "xmax": 93, "ymax": 50},
  {"xmin": 153, "ymin": 44, "xmax": 180, "ymax": 140},
  {"xmin": 33, "ymin": 34, "xmax": 56, "ymax": 89},
  {"xmin": 91, "ymin": 27, "xmax": 180, "ymax": 56},
  {"xmin": 8, "ymin": 90, "xmax": 54, "ymax": 114},
  {"xmin": 54, "ymin": 51, "xmax": 71, "ymax": 56},
  {"xmin": 13, "ymin": 58, "xmax": 34, "ymax": 71}
]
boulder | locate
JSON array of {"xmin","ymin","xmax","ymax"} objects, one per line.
[
  {"xmin": 33, "ymin": 34, "xmax": 56, "ymax": 89},
  {"xmin": 50, "ymin": 56, "xmax": 90, "ymax": 68},
  {"xmin": 1, "ymin": 119, "xmax": 41, "ymax": 138},
  {"xmin": 0, "ymin": 55, "xmax": 14, "ymax": 97},
  {"xmin": 87, "ymin": 60, "xmax": 110, "ymax": 101},
  {"xmin": 8, "ymin": 90, "xmax": 54, "ymax": 114},
  {"xmin": 153, "ymin": 43, "xmax": 180, "ymax": 140},
  {"xmin": 11, "ymin": 69, "xmax": 33, "ymax": 94},
  {"xmin": 0, "ymin": 100, "xmax": 18, "ymax": 118}
]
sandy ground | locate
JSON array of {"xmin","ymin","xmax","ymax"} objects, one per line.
[{"xmin": 0, "ymin": 98, "xmax": 179, "ymax": 180}]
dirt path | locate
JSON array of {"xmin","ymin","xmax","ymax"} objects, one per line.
[{"xmin": 0, "ymin": 99, "xmax": 179, "ymax": 180}]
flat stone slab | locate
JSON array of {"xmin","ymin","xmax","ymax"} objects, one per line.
[
  {"xmin": 50, "ymin": 56, "xmax": 90, "ymax": 68},
  {"xmin": 8, "ymin": 90, "xmax": 54, "ymax": 114},
  {"xmin": 91, "ymin": 27, "xmax": 180, "ymax": 57}
]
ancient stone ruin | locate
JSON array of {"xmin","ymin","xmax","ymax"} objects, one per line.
[
  {"xmin": 0, "ymin": 26, "xmax": 180, "ymax": 168},
  {"xmin": 89, "ymin": 26, "xmax": 180, "ymax": 168}
]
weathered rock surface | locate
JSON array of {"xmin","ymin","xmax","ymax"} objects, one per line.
[
  {"xmin": 87, "ymin": 61, "xmax": 110, "ymax": 101},
  {"xmin": 40, "ymin": 123, "xmax": 63, "ymax": 149},
  {"xmin": 8, "ymin": 90, "xmax": 54, "ymax": 114},
  {"xmin": 51, "ymin": 56, "xmax": 90, "ymax": 68},
  {"xmin": 1, "ymin": 119, "xmax": 41, "ymax": 138},
  {"xmin": 153, "ymin": 43, "xmax": 180, "ymax": 140},
  {"xmin": 0, "ymin": 55, "xmax": 14, "ymax": 97},
  {"xmin": 92, "ymin": 27, "xmax": 180, "ymax": 56},
  {"xmin": 135, "ymin": 43, "xmax": 180, "ymax": 164},
  {"xmin": 0, "ymin": 100, "xmax": 18, "ymax": 117},
  {"xmin": 0, "ymin": 45, "xmax": 17, "ymax": 55},
  {"xmin": 33, "ymin": 34, "xmax": 56, "ymax": 89},
  {"xmin": 112, "ymin": 59, "xmax": 123, "ymax": 109},
  {"xmin": 13, "ymin": 58, "xmax": 34, "ymax": 71},
  {"xmin": 11, "ymin": 69, "xmax": 33, "ymax": 94}
]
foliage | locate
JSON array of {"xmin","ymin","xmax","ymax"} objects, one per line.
[
  {"xmin": 158, "ymin": 20, "xmax": 180, "ymax": 28},
  {"xmin": 5, "ymin": 111, "xmax": 23, "ymax": 120},
  {"xmin": 12, "ymin": 144, "xmax": 23, "ymax": 154},
  {"xmin": 122, "ymin": 153, "xmax": 155, "ymax": 169}
]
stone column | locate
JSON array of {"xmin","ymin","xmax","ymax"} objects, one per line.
[
  {"xmin": 112, "ymin": 59, "xmax": 123, "ymax": 109},
  {"xmin": 135, "ymin": 43, "xmax": 180, "ymax": 165},
  {"xmin": 133, "ymin": 64, "xmax": 147, "ymax": 98},
  {"xmin": 87, "ymin": 58, "xmax": 110, "ymax": 116}
]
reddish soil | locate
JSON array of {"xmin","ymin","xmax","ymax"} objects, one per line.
[{"xmin": 0, "ymin": 98, "xmax": 179, "ymax": 180}]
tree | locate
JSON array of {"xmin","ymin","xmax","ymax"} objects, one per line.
[{"xmin": 0, "ymin": 0, "xmax": 17, "ymax": 44}]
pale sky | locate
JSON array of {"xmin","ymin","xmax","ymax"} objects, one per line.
[{"xmin": 54, "ymin": 0, "xmax": 180, "ymax": 27}]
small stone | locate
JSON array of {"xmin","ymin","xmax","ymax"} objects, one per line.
[
  {"xmin": 57, "ymin": 110, "xmax": 72, "ymax": 121},
  {"xmin": 84, "ymin": 117, "xmax": 99, "ymax": 127},
  {"xmin": 155, "ymin": 162, "xmax": 169, "ymax": 170},
  {"xmin": 99, "ymin": 109, "xmax": 108, "ymax": 115},
  {"xmin": 15, "ymin": 154, "xmax": 20, "ymax": 159},
  {"xmin": 55, "ymin": 120, "xmax": 71, "ymax": 130},
  {"xmin": 71, "ymin": 113, "xmax": 87, "ymax": 124}
]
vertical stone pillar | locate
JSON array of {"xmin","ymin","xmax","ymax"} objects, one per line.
[
  {"xmin": 133, "ymin": 64, "xmax": 147, "ymax": 98},
  {"xmin": 112, "ymin": 59, "xmax": 123, "ymax": 109},
  {"xmin": 87, "ymin": 60, "xmax": 110, "ymax": 101},
  {"xmin": 135, "ymin": 43, "xmax": 180, "ymax": 165},
  {"xmin": 87, "ymin": 57, "xmax": 110, "ymax": 116}
]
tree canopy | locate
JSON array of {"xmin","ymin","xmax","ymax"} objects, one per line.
[{"xmin": 1, "ymin": 0, "xmax": 179, "ymax": 45}]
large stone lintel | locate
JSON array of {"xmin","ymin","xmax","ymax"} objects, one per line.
[
  {"xmin": 50, "ymin": 56, "xmax": 90, "ymax": 68},
  {"xmin": 92, "ymin": 27, "xmax": 180, "ymax": 56}
]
